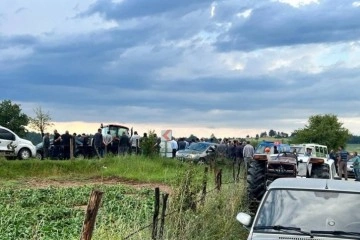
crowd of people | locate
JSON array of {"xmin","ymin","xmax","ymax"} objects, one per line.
[
  {"xmin": 42, "ymin": 129, "xmax": 163, "ymax": 159},
  {"xmin": 42, "ymin": 129, "xmax": 360, "ymax": 182}
]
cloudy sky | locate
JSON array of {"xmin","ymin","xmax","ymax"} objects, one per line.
[{"xmin": 2, "ymin": 0, "xmax": 360, "ymax": 138}]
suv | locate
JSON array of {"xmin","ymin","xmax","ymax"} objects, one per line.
[
  {"xmin": 237, "ymin": 178, "xmax": 360, "ymax": 239},
  {"xmin": 0, "ymin": 125, "xmax": 36, "ymax": 160}
]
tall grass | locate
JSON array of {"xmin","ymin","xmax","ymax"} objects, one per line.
[{"xmin": 0, "ymin": 155, "xmax": 201, "ymax": 185}]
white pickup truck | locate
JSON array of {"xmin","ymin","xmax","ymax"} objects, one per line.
[{"xmin": 0, "ymin": 125, "xmax": 36, "ymax": 160}]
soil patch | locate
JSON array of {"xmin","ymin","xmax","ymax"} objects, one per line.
[{"xmin": 19, "ymin": 177, "xmax": 173, "ymax": 194}]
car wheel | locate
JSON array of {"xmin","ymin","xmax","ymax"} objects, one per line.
[
  {"xmin": 36, "ymin": 152, "xmax": 43, "ymax": 160},
  {"xmin": 198, "ymin": 158, "xmax": 206, "ymax": 165},
  {"xmin": 18, "ymin": 148, "xmax": 31, "ymax": 160}
]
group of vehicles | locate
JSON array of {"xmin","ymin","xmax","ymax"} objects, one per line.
[
  {"xmin": 240, "ymin": 141, "xmax": 360, "ymax": 239},
  {"xmin": 0, "ymin": 124, "xmax": 130, "ymax": 160}
]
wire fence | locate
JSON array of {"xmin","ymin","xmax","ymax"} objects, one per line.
[{"xmin": 122, "ymin": 165, "xmax": 242, "ymax": 240}]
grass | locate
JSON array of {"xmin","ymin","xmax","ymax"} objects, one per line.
[
  {"xmin": 0, "ymin": 155, "xmax": 249, "ymax": 239},
  {"xmin": 0, "ymin": 155, "xmax": 201, "ymax": 185},
  {"xmin": 346, "ymin": 144, "xmax": 360, "ymax": 153}
]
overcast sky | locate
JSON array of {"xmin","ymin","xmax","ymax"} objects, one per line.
[{"xmin": 2, "ymin": 0, "xmax": 360, "ymax": 138}]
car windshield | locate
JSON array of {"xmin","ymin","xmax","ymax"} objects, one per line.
[
  {"xmin": 255, "ymin": 189, "xmax": 360, "ymax": 233},
  {"xmin": 290, "ymin": 146, "xmax": 305, "ymax": 154},
  {"xmin": 187, "ymin": 143, "xmax": 211, "ymax": 152}
]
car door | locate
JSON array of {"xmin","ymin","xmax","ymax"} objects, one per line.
[{"xmin": 0, "ymin": 128, "xmax": 16, "ymax": 152}]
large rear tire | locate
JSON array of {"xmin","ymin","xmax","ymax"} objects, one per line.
[{"xmin": 247, "ymin": 159, "xmax": 266, "ymax": 213}]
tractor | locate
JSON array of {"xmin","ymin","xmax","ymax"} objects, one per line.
[{"xmin": 246, "ymin": 141, "xmax": 337, "ymax": 213}]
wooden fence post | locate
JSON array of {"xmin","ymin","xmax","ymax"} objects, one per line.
[
  {"xmin": 152, "ymin": 187, "xmax": 160, "ymax": 240},
  {"xmin": 80, "ymin": 190, "xmax": 104, "ymax": 240},
  {"xmin": 201, "ymin": 167, "xmax": 208, "ymax": 205},
  {"xmin": 159, "ymin": 193, "xmax": 169, "ymax": 239}
]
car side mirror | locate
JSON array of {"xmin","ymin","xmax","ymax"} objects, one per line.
[{"xmin": 236, "ymin": 212, "xmax": 252, "ymax": 227}]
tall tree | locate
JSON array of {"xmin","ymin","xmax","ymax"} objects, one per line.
[
  {"xmin": 269, "ymin": 129, "xmax": 276, "ymax": 137},
  {"xmin": 0, "ymin": 100, "xmax": 29, "ymax": 137},
  {"xmin": 292, "ymin": 114, "xmax": 350, "ymax": 150},
  {"xmin": 28, "ymin": 106, "xmax": 54, "ymax": 137}
]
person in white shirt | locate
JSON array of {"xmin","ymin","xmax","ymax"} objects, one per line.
[
  {"xmin": 170, "ymin": 137, "xmax": 178, "ymax": 158},
  {"xmin": 130, "ymin": 131, "xmax": 141, "ymax": 155},
  {"xmin": 103, "ymin": 131, "xmax": 113, "ymax": 155}
]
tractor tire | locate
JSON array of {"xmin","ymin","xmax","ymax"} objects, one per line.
[{"xmin": 247, "ymin": 159, "xmax": 266, "ymax": 213}]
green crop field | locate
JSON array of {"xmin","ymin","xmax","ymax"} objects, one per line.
[
  {"xmin": 0, "ymin": 185, "xmax": 154, "ymax": 240},
  {"xmin": 0, "ymin": 156, "xmax": 249, "ymax": 239}
]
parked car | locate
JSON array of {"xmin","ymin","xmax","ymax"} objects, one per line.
[
  {"xmin": 237, "ymin": 178, "xmax": 360, "ymax": 239},
  {"xmin": 176, "ymin": 142, "xmax": 217, "ymax": 164},
  {"xmin": 0, "ymin": 125, "xmax": 36, "ymax": 160},
  {"xmin": 347, "ymin": 158, "xmax": 355, "ymax": 178},
  {"xmin": 36, "ymin": 138, "xmax": 93, "ymax": 159}
]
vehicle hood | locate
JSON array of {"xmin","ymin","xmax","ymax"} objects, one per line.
[{"xmin": 250, "ymin": 232, "xmax": 343, "ymax": 239}]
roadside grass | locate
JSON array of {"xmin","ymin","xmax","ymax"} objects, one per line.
[{"xmin": 0, "ymin": 155, "xmax": 203, "ymax": 185}]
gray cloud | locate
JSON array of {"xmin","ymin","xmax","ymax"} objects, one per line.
[
  {"xmin": 81, "ymin": 0, "xmax": 212, "ymax": 20},
  {"xmin": 216, "ymin": 0, "xmax": 360, "ymax": 51},
  {"xmin": 2, "ymin": 0, "xmax": 360, "ymax": 135}
]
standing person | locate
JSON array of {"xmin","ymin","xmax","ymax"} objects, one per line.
[
  {"xmin": 352, "ymin": 152, "xmax": 360, "ymax": 181},
  {"xmin": 130, "ymin": 131, "xmax": 141, "ymax": 155},
  {"xmin": 61, "ymin": 131, "xmax": 71, "ymax": 160},
  {"xmin": 337, "ymin": 146, "xmax": 349, "ymax": 180},
  {"xmin": 53, "ymin": 130, "xmax": 61, "ymax": 159},
  {"xmin": 93, "ymin": 128, "xmax": 103, "ymax": 159},
  {"xmin": 43, "ymin": 132, "xmax": 50, "ymax": 159},
  {"xmin": 234, "ymin": 141, "xmax": 244, "ymax": 181},
  {"xmin": 119, "ymin": 132, "xmax": 130, "ymax": 156},
  {"xmin": 329, "ymin": 149, "xmax": 338, "ymax": 174},
  {"xmin": 153, "ymin": 134, "xmax": 161, "ymax": 155},
  {"xmin": 82, "ymin": 133, "xmax": 89, "ymax": 158},
  {"xmin": 170, "ymin": 137, "xmax": 178, "ymax": 158},
  {"xmin": 111, "ymin": 134, "xmax": 120, "ymax": 155},
  {"xmin": 103, "ymin": 131, "xmax": 113, "ymax": 156},
  {"xmin": 243, "ymin": 141, "xmax": 254, "ymax": 170}
]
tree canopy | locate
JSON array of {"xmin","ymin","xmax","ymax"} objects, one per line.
[
  {"xmin": 291, "ymin": 114, "xmax": 350, "ymax": 150},
  {"xmin": 0, "ymin": 100, "xmax": 29, "ymax": 137}
]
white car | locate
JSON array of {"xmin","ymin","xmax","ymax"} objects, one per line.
[
  {"xmin": 237, "ymin": 178, "xmax": 360, "ymax": 239},
  {"xmin": 0, "ymin": 125, "xmax": 36, "ymax": 159}
]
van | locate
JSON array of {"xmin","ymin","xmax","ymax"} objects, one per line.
[{"xmin": 0, "ymin": 125, "xmax": 36, "ymax": 159}]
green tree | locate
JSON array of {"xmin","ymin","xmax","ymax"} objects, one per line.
[
  {"xmin": 292, "ymin": 114, "xmax": 350, "ymax": 150},
  {"xmin": 269, "ymin": 129, "xmax": 276, "ymax": 137},
  {"xmin": 0, "ymin": 100, "xmax": 29, "ymax": 137},
  {"xmin": 28, "ymin": 106, "xmax": 54, "ymax": 137}
]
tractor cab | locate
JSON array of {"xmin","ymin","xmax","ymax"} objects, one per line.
[{"xmin": 101, "ymin": 124, "xmax": 130, "ymax": 138}]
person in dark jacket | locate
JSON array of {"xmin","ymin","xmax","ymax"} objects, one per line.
[
  {"xmin": 43, "ymin": 132, "xmax": 50, "ymax": 159},
  {"xmin": 119, "ymin": 132, "xmax": 130, "ymax": 156},
  {"xmin": 61, "ymin": 131, "xmax": 71, "ymax": 160},
  {"xmin": 93, "ymin": 128, "xmax": 103, "ymax": 158}
]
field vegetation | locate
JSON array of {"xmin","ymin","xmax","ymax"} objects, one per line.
[{"xmin": 0, "ymin": 155, "xmax": 249, "ymax": 239}]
